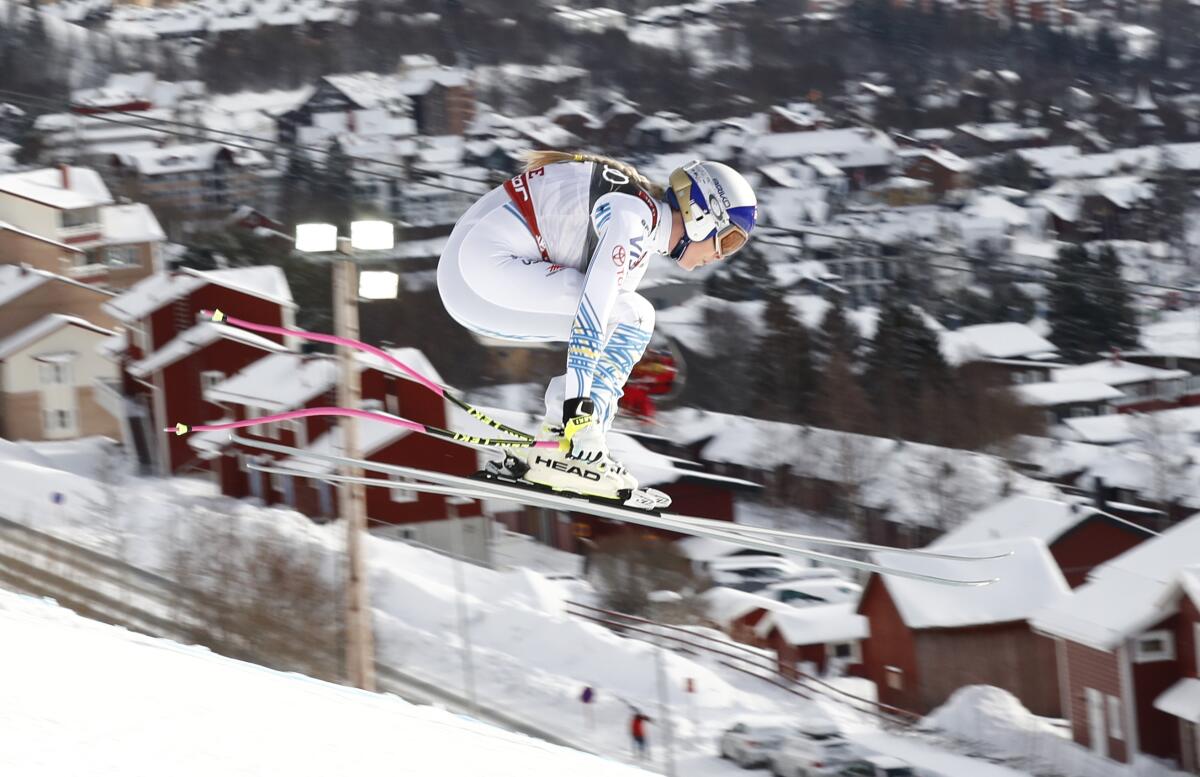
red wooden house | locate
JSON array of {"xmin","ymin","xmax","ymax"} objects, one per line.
[
  {"xmin": 191, "ymin": 348, "xmax": 483, "ymax": 534},
  {"xmin": 859, "ymin": 537, "xmax": 1070, "ymax": 716},
  {"xmin": 100, "ymin": 266, "xmax": 296, "ymax": 474},
  {"xmin": 755, "ymin": 603, "xmax": 868, "ymax": 678},
  {"xmin": 930, "ymin": 495, "xmax": 1155, "ymax": 588},
  {"xmin": 1032, "ymin": 516, "xmax": 1200, "ymax": 772}
]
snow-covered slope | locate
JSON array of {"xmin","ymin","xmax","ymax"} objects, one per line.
[{"xmin": 0, "ymin": 588, "xmax": 650, "ymax": 777}]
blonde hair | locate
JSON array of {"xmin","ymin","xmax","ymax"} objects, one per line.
[{"xmin": 520, "ymin": 150, "xmax": 665, "ymax": 199}]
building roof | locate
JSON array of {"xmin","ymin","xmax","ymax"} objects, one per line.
[
  {"xmin": 202, "ymin": 347, "xmax": 444, "ymax": 413},
  {"xmin": 1032, "ymin": 515, "xmax": 1200, "ymax": 650},
  {"xmin": 0, "ymin": 314, "xmax": 113, "ymax": 361},
  {"xmin": 703, "ymin": 587, "xmax": 778, "ymax": 627},
  {"xmin": 101, "ymin": 203, "xmax": 166, "ymax": 245},
  {"xmin": 128, "ymin": 320, "xmax": 286, "ymax": 378},
  {"xmin": 755, "ymin": 602, "xmax": 868, "ymax": 645},
  {"xmin": 113, "ymin": 143, "xmax": 269, "ymax": 176},
  {"xmin": 1155, "ymin": 678, "xmax": 1200, "ymax": 724},
  {"xmin": 0, "ymin": 265, "xmax": 51, "ymax": 309},
  {"xmin": 930, "ymin": 495, "xmax": 1151, "ymax": 548},
  {"xmin": 1062, "ymin": 405, "xmax": 1200, "ymax": 445},
  {"xmin": 1012, "ymin": 381, "xmax": 1123, "ymax": 407},
  {"xmin": 0, "ymin": 221, "xmax": 85, "ymax": 253},
  {"xmin": 749, "ymin": 128, "xmax": 897, "ymax": 168},
  {"xmin": 1051, "ymin": 359, "xmax": 1191, "ymax": 387},
  {"xmin": 0, "ymin": 166, "xmax": 113, "ymax": 209},
  {"xmin": 941, "ymin": 322, "xmax": 1057, "ymax": 365},
  {"xmin": 103, "ymin": 266, "xmax": 294, "ymax": 322},
  {"xmin": 872, "ymin": 537, "xmax": 1071, "ymax": 630}
]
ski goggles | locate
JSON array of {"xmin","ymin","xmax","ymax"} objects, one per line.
[{"xmin": 713, "ymin": 223, "xmax": 750, "ymax": 259}]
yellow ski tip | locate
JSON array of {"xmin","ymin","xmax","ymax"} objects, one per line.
[
  {"xmin": 210, "ymin": 309, "xmax": 226, "ymax": 323},
  {"xmin": 174, "ymin": 422, "xmax": 189, "ymax": 436}
]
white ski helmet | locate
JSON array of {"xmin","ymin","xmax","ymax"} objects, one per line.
[{"xmin": 666, "ymin": 160, "xmax": 757, "ymax": 260}]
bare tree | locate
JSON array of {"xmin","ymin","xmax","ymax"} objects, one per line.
[{"xmin": 588, "ymin": 534, "xmax": 710, "ymax": 620}]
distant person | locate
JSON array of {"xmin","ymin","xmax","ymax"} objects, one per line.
[
  {"xmin": 630, "ymin": 709, "xmax": 652, "ymax": 760},
  {"xmin": 437, "ymin": 151, "xmax": 756, "ymax": 502}
]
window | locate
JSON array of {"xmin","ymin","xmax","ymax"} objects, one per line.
[
  {"xmin": 1134, "ymin": 630, "xmax": 1175, "ymax": 663},
  {"xmin": 39, "ymin": 363, "xmax": 72, "ymax": 386},
  {"xmin": 42, "ymin": 408, "xmax": 76, "ymax": 435},
  {"xmin": 885, "ymin": 666, "xmax": 904, "ymax": 690},
  {"xmin": 1107, "ymin": 695, "xmax": 1123, "ymax": 740},
  {"xmin": 389, "ymin": 474, "xmax": 419, "ymax": 504},
  {"xmin": 200, "ymin": 370, "xmax": 225, "ymax": 392},
  {"xmin": 105, "ymin": 245, "xmax": 141, "ymax": 267},
  {"xmin": 60, "ymin": 208, "xmax": 95, "ymax": 228}
]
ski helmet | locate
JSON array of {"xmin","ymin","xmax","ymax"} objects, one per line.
[{"xmin": 665, "ymin": 160, "xmax": 757, "ymax": 261}]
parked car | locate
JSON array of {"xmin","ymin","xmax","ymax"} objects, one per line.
[
  {"xmin": 767, "ymin": 720, "xmax": 855, "ymax": 777},
  {"xmin": 838, "ymin": 755, "xmax": 915, "ymax": 777},
  {"xmin": 719, "ymin": 722, "xmax": 792, "ymax": 768},
  {"xmin": 763, "ymin": 577, "xmax": 863, "ymax": 607}
]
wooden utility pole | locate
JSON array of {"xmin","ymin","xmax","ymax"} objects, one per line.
[{"xmin": 334, "ymin": 241, "xmax": 376, "ymax": 691}]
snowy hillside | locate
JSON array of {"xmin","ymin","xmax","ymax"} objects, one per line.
[{"xmin": 0, "ymin": 588, "xmax": 649, "ymax": 777}]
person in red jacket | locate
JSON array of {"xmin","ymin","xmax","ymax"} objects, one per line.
[{"xmin": 630, "ymin": 709, "xmax": 652, "ymax": 760}]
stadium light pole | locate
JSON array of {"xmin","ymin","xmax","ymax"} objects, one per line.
[{"xmin": 295, "ymin": 219, "xmax": 395, "ymax": 692}]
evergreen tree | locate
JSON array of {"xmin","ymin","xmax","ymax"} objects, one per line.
[
  {"xmin": 863, "ymin": 275, "xmax": 949, "ymax": 437},
  {"xmin": 814, "ymin": 349, "xmax": 874, "ymax": 434},
  {"xmin": 813, "ymin": 292, "xmax": 861, "ymax": 368},
  {"xmin": 316, "ymin": 140, "xmax": 357, "ymax": 231},
  {"xmin": 1046, "ymin": 243, "xmax": 1098, "ymax": 362},
  {"xmin": 704, "ymin": 245, "xmax": 774, "ymax": 301},
  {"xmin": 1047, "ymin": 244, "xmax": 1137, "ymax": 362},
  {"xmin": 749, "ymin": 289, "xmax": 818, "ymax": 423},
  {"xmin": 281, "ymin": 146, "xmax": 319, "ymax": 227},
  {"xmin": 1093, "ymin": 245, "xmax": 1140, "ymax": 352}
]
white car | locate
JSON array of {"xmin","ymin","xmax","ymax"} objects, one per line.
[
  {"xmin": 718, "ymin": 722, "xmax": 792, "ymax": 768},
  {"xmin": 838, "ymin": 755, "xmax": 916, "ymax": 777},
  {"xmin": 766, "ymin": 721, "xmax": 855, "ymax": 777}
]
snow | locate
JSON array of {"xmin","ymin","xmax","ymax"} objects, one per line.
[
  {"xmin": 1154, "ymin": 678, "xmax": 1200, "ymax": 724},
  {"xmin": 0, "ymin": 165, "xmax": 113, "ymax": 209},
  {"xmin": 0, "ymin": 589, "xmax": 651, "ymax": 777},
  {"xmin": 754, "ymin": 603, "xmax": 868, "ymax": 645},
  {"xmin": 1139, "ymin": 308, "xmax": 1200, "ymax": 359},
  {"xmin": 929, "ymin": 495, "xmax": 1124, "ymax": 548},
  {"xmin": 941, "ymin": 322, "xmax": 1057, "ymax": 365},
  {"xmin": 0, "ymin": 314, "xmax": 113, "ymax": 361},
  {"xmin": 924, "ymin": 686, "xmax": 1060, "ymax": 744},
  {"xmin": 101, "ymin": 203, "xmax": 166, "ymax": 245},
  {"xmin": 115, "ymin": 143, "xmax": 270, "ymax": 176},
  {"xmin": 746, "ymin": 128, "xmax": 897, "ymax": 169},
  {"xmin": 205, "ymin": 352, "xmax": 339, "ymax": 411},
  {"xmin": 128, "ymin": 321, "xmax": 287, "ymax": 378},
  {"xmin": 1062, "ymin": 405, "xmax": 1200, "ymax": 446},
  {"xmin": 0, "ymin": 265, "xmax": 52, "ymax": 310},
  {"xmin": 1012, "ymin": 381, "xmax": 1123, "ymax": 406},
  {"xmin": 105, "ymin": 266, "xmax": 294, "ymax": 322},
  {"xmin": 0, "ymin": 434, "xmax": 1046, "ymax": 777},
  {"xmin": 1032, "ymin": 514, "xmax": 1200, "ymax": 650},
  {"xmin": 872, "ymin": 537, "xmax": 1070, "ymax": 629}
]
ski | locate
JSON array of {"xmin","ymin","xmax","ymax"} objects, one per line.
[{"xmin": 232, "ymin": 435, "xmax": 1001, "ymax": 586}]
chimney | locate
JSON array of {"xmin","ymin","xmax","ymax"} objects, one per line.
[
  {"xmin": 1110, "ymin": 347, "xmax": 1122, "ymax": 365},
  {"xmin": 58, "ymin": 163, "xmax": 70, "ymax": 190}
]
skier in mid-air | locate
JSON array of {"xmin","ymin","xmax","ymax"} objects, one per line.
[{"xmin": 437, "ymin": 151, "xmax": 757, "ymax": 500}]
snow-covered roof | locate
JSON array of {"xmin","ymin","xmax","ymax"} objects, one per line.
[
  {"xmin": 1032, "ymin": 516, "xmax": 1200, "ymax": 649},
  {"xmin": 0, "ymin": 221, "xmax": 85, "ymax": 253},
  {"xmin": 128, "ymin": 321, "xmax": 286, "ymax": 378},
  {"xmin": 1060, "ymin": 414, "xmax": 1137, "ymax": 445},
  {"xmin": 1013, "ymin": 381, "xmax": 1123, "ymax": 407},
  {"xmin": 899, "ymin": 147, "xmax": 972, "ymax": 173},
  {"xmin": 1155, "ymin": 678, "xmax": 1200, "ymax": 724},
  {"xmin": 941, "ymin": 323, "xmax": 1056, "ymax": 366},
  {"xmin": 280, "ymin": 416, "xmax": 414, "ymax": 474},
  {"xmin": 1051, "ymin": 359, "xmax": 1190, "ymax": 387},
  {"xmin": 930, "ymin": 495, "xmax": 1149, "ymax": 548},
  {"xmin": 748, "ymin": 128, "xmax": 897, "ymax": 169},
  {"xmin": 955, "ymin": 122, "xmax": 1050, "ymax": 144},
  {"xmin": 703, "ymin": 587, "xmax": 777, "ymax": 627},
  {"xmin": 0, "ymin": 265, "xmax": 51, "ymax": 309},
  {"xmin": 204, "ymin": 348, "xmax": 445, "ymax": 413},
  {"xmin": 0, "ymin": 314, "xmax": 113, "ymax": 361},
  {"xmin": 205, "ymin": 352, "xmax": 338, "ymax": 411},
  {"xmin": 0, "ymin": 165, "xmax": 113, "ymax": 209},
  {"xmin": 114, "ymin": 143, "xmax": 269, "ymax": 176},
  {"xmin": 104, "ymin": 266, "xmax": 294, "ymax": 322},
  {"xmin": 873, "ymin": 537, "xmax": 1070, "ymax": 629},
  {"xmin": 101, "ymin": 203, "xmax": 166, "ymax": 245},
  {"xmin": 755, "ymin": 602, "xmax": 868, "ymax": 645}
]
